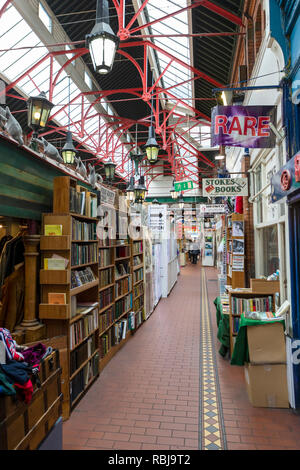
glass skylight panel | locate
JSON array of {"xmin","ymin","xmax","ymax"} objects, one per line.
[
  {"xmin": 146, "ymin": 0, "xmax": 192, "ymax": 109},
  {"xmin": 38, "ymin": 2, "xmax": 53, "ymax": 33}
]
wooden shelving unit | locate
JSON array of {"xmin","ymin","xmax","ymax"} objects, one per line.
[
  {"xmin": 39, "ymin": 179, "xmax": 147, "ymax": 419},
  {"xmin": 98, "ymin": 206, "xmax": 134, "ymax": 369},
  {"xmin": 39, "ymin": 176, "xmax": 100, "ymax": 419},
  {"xmin": 226, "ymin": 213, "xmax": 245, "ymax": 289},
  {"xmin": 131, "ymin": 239, "xmax": 145, "ymax": 329}
]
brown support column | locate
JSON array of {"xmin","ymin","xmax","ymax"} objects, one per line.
[
  {"xmin": 241, "ymin": 155, "xmax": 255, "ymax": 286},
  {"xmin": 14, "ymin": 235, "xmax": 46, "ymax": 343}
]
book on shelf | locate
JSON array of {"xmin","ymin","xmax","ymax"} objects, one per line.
[
  {"xmin": 44, "ymin": 258, "xmax": 66, "ymax": 270},
  {"xmin": 51, "ymin": 254, "xmax": 69, "ymax": 268},
  {"xmin": 44, "ymin": 225, "xmax": 62, "ymax": 236},
  {"xmin": 128, "ymin": 311, "xmax": 135, "ymax": 330},
  {"xmin": 71, "ymin": 267, "xmax": 97, "ymax": 289},
  {"xmin": 48, "ymin": 293, "xmax": 66, "ymax": 305},
  {"xmin": 133, "ymin": 256, "xmax": 142, "ymax": 266}
]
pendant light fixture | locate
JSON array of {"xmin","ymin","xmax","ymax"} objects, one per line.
[
  {"xmin": 130, "ymin": 124, "xmax": 144, "ymax": 174},
  {"xmin": 62, "ymin": 76, "xmax": 78, "ymax": 165},
  {"xmin": 126, "ymin": 176, "xmax": 135, "ymax": 202},
  {"xmin": 134, "ymin": 176, "xmax": 148, "ymax": 203},
  {"xmin": 86, "ymin": 0, "xmax": 119, "ymax": 75},
  {"xmin": 178, "ymin": 193, "xmax": 185, "ymax": 210},
  {"xmin": 170, "ymin": 180, "xmax": 178, "ymax": 200},
  {"xmin": 144, "ymin": 79, "xmax": 160, "ymax": 164},
  {"xmin": 27, "ymin": 91, "xmax": 54, "ymax": 137},
  {"xmin": 104, "ymin": 158, "xmax": 117, "ymax": 182}
]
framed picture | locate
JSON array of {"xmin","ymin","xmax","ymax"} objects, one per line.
[
  {"xmin": 232, "ymin": 221, "xmax": 244, "ymax": 237},
  {"xmin": 232, "ymin": 238, "xmax": 244, "ymax": 255}
]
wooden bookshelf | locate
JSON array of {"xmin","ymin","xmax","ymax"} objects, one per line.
[
  {"xmin": 226, "ymin": 213, "xmax": 245, "ymax": 289},
  {"xmin": 39, "ymin": 176, "xmax": 100, "ymax": 419},
  {"xmin": 39, "ymin": 178, "xmax": 148, "ymax": 419},
  {"xmin": 131, "ymin": 238, "xmax": 145, "ymax": 329}
]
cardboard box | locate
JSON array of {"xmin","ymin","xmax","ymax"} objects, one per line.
[
  {"xmin": 247, "ymin": 322, "xmax": 286, "ymax": 364},
  {"xmin": 250, "ymin": 278, "xmax": 280, "ymax": 294},
  {"xmin": 244, "ymin": 363, "xmax": 289, "ymax": 408}
]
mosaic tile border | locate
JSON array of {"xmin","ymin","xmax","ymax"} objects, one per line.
[{"xmin": 199, "ymin": 268, "xmax": 227, "ymax": 450}]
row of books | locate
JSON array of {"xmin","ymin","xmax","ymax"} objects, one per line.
[
  {"xmin": 116, "ymin": 246, "xmax": 130, "ymax": 259},
  {"xmin": 99, "ymin": 248, "xmax": 113, "ymax": 267},
  {"xmin": 70, "ymin": 334, "xmax": 97, "ymax": 376},
  {"xmin": 133, "ymin": 296, "xmax": 143, "ymax": 312},
  {"xmin": 70, "ymin": 308, "xmax": 99, "ymax": 350},
  {"xmin": 232, "ymin": 296, "xmax": 274, "ymax": 315},
  {"xmin": 133, "ymin": 267, "xmax": 144, "ymax": 283},
  {"xmin": 115, "ymin": 293, "xmax": 132, "ymax": 318},
  {"xmin": 99, "ymin": 267, "xmax": 113, "ymax": 288},
  {"xmin": 99, "ymin": 319, "xmax": 129, "ymax": 359},
  {"xmin": 115, "ymin": 276, "xmax": 132, "ymax": 298},
  {"xmin": 132, "ymin": 241, "xmax": 143, "ymax": 255},
  {"xmin": 70, "ymin": 186, "xmax": 98, "ymax": 218},
  {"xmin": 133, "ymin": 283, "xmax": 144, "ymax": 299},
  {"xmin": 71, "ymin": 218, "xmax": 97, "ymax": 241},
  {"xmin": 115, "ymin": 262, "xmax": 130, "ymax": 278},
  {"xmin": 99, "ymin": 286, "xmax": 114, "ymax": 309},
  {"xmin": 71, "ymin": 267, "xmax": 97, "ymax": 289},
  {"xmin": 71, "ymin": 243, "xmax": 98, "ymax": 267},
  {"xmin": 70, "ymin": 353, "xmax": 99, "ymax": 405},
  {"xmin": 99, "ymin": 306, "xmax": 115, "ymax": 334}
]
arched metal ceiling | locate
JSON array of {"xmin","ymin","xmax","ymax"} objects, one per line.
[{"xmin": 0, "ymin": 0, "xmax": 245, "ymax": 188}]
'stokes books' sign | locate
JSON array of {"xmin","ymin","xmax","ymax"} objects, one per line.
[
  {"xmin": 211, "ymin": 105, "xmax": 277, "ymax": 148},
  {"xmin": 202, "ymin": 178, "xmax": 248, "ymax": 197}
]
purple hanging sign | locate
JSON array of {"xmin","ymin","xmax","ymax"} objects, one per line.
[{"xmin": 211, "ymin": 105, "xmax": 277, "ymax": 148}]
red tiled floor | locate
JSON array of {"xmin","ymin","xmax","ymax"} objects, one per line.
[
  {"xmin": 63, "ymin": 264, "xmax": 300, "ymax": 450},
  {"xmin": 63, "ymin": 263, "xmax": 202, "ymax": 450}
]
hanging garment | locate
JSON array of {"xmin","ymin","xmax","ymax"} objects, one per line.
[
  {"xmin": 22, "ymin": 343, "xmax": 47, "ymax": 366},
  {"xmin": 0, "ymin": 328, "xmax": 24, "ymax": 362},
  {"xmin": 0, "ymin": 262, "xmax": 25, "ymax": 331},
  {"xmin": 235, "ymin": 196, "xmax": 243, "ymax": 214},
  {"xmin": 0, "ymin": 234, "xmax": 24, "ymax": 287},
  {"xmin": 0, "ymin": 235, "xmax": 12, "ymax": 256}
]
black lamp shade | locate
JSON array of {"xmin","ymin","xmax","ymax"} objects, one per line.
[
  {"xmin": 130, "ymin": 152, "xmax": 144, "ymax": 174},
  {"xmin": 126, "ymin": 176, "xmax": 135, "ymax": 201},
  {"xmin": 62, "ymin": 131, "xmax": 78, "ymax": 164},
  {"xmin": 104, "ymin": 158, "xmax": 116, "ymax": 181},
  {"xmin": 134, "ymin": 176, "xmax": 147, "ymax": 203},
  {"xmin": 86, "ymin": 0, "xmax": 119, "ymax": 74},
  {"xmin": 144, "ymin": 126, "xmax": 160, "ymax": 164},
  {"xmin": 27, "ymin": 91, "xmax": 54, "ymax": 131},
  {"xmin": 178, "ymin": 194, "xmax": 185, "ymax": 209},
  {"xmin": 170, "ymin": 183, "xmax": 178, "ymax": 200}
]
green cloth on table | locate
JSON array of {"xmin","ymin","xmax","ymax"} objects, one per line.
[
  {"xmin": 214, "ymin": 297, "xmax": 230, "ymax": 357},
  {"xmin": 230, "ymin": 314, "xmax": 285, "ymax": 366}
]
